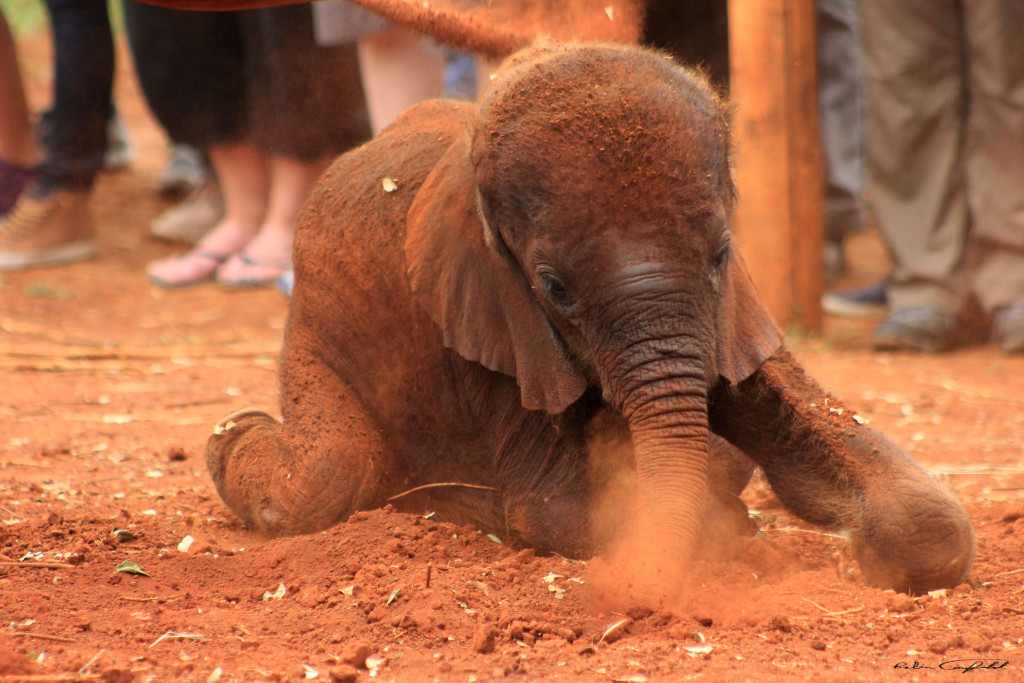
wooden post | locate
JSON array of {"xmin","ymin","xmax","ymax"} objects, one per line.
[{"xmin": 727, "ymin": 0, "xmax": 823, "ymax": 332}]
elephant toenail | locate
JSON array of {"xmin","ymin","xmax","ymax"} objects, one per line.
[{"xmin": 213, "ymin": 419, "xmax": 237, "ymax": 435}]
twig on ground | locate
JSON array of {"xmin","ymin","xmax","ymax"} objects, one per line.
[
  {"xmin": 120, "ymin": 595, "xmax": 182, "ymax": 603},
  {"xmin": 0, "ymin": 676, "xmax": 100, "ymax": 682},
  {"xmin": 150, "ymin": 631, "xmax": 203, "ymax": 648},
  {"xmin": 1, "ymin": 345, "xmax": 279, "ymax": 360},
  {"xmin": 764, "ymin": 526, "xmax": 847, "ymax": 540},
  {"xmin": 2, "ymin": 632, "xmax": 76, "ymax": 643},
  {"xmin": 801, "ymin": 598, "xmax": 864, "ymax": 617},
  {"xmin": 387, "ymin": 482, "xmax": 497, "ymax": 502},
  {"xmin": 79, "ymin": 648, "xmax": 106, "ymax": 677},
  {"xmin": 927, "ymin": 465, "xmax": 1024, "ymax": 476},
  {"xmin": 0, "ymin": 561, "xmax": 75, "ymax": 569}
]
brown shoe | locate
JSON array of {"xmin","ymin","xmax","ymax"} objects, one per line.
[
  {"xmin": 150, "ymin": 179, "xmax": 223, "ymax": 244},
  {"xmin": 0, "ymin": 189, "xmax": 96, "ymax": 270}
]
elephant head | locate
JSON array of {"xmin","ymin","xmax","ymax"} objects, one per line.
[{"xmin": 404, "ymin": 43, "xmax": 782, "ymax": 604}]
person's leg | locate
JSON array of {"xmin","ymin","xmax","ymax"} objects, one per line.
[
  {"xmin": 0, "ymin": 10, "xmax": 35, "ymax": 213},
  {"xmin": 207, "ymin": 4, "xmax": 369, "ymax": 287},
  {"xmin": 123, "ymin": 2, "xmax": 245, "ymax": 150},
  {"xmin": 124, "ymin": 2, "xmax": 245, "ymax": 243},
  {"xmin": 0, "ymin": 0, "xmax": 112, "ymax": 269},
  {"xmin": 36, "ymin": 0, "xmax": 112, "ymax": 194},
  {"xmin": 357, "ymin": 26, "xmax": 444, "ymax": 135},
  {"xmin": 817, "ymin": 0, "xmax": 865, "ymax": 282},
  {"xmin": 216, "ymin": 154, "xmax": 331, "ymax": 285},
  {"xmin": 960, "ymin": 0, "xmax": 1024, "ymax": 343},
  {"xmin": 862, "ymin": 0, "xmax": 967, "ymax": 350},
  {"xmin": 146, "ymin": 142, "xmax": 268, "ymax": 286}
]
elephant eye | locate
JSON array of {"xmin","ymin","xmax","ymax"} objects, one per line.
[
  {"xmin": 711, "ymin": 243, "xmax": 732, "ymax": 274},
  {"xmin": 539, "ymin": 272, "xmax": 575, "ymax": 310}
]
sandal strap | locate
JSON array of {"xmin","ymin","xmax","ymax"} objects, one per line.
[
  {"xmin": 190, "ymin": 250, "xmax": 230, "ymax": 263},
  {"xmin": 236, "ymin": 251, "xmax": 290, "ymax": 270}
]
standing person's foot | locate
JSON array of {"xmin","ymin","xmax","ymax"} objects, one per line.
[
  {"xmin": 870, "ymin": 307, "xmax": 954, "ymax": 352},
  {"xmin": 993, "ymin": 303, "xmax": 1024, "ymax": 354},
  {"xmin": 146, "ymin": 248, "xmax": 230, "ymax": 288},
  {"xmin": 216, "ymin": 252, "xmax": 291, "ymax": 288},
  {"xmin": 213, "ymin": 219, "xmax": 294, "ymax": 288},
  {"xmin": 0, "ymin": 187, "xmax": 96, "ymax": 270},
  {"xmin": 147, "ymin": 211, "xmax": 265, "ymax": 288},
  {"xmin": 157, "ymin": 144, "xmax": 209, "ymax": 199},
  {"xmin": 150, "ymin": 180, "xmax": 224, "ymax": 244}
]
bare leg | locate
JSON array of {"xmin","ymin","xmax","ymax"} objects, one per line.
[
  {"xmin": 216, "ymin": 154, "xmax": 330, "ymax": 283},
  {"xmin": 357, "ymin": 27, "xmax": 443, "ymax": 135},
  {"xmin": 710, "ymin": 348, "xmax": 974, "ymax": 593},
  {"xmin": 147, "ymin": 142, "xmax": 267, "ymax": 285}
]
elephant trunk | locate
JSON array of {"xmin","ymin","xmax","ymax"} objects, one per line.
[{"xmin": 602, "ymin": 340, "xmax": 713, "ymax": 607}]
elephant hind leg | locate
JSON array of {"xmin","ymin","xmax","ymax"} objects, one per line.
[{"xmin": 206, "ymin": 355, "xmax": 390, "ymax": 536}]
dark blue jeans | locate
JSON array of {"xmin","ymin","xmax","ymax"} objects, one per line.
[{"xmin": 37, "ymin": 0, "xmax": 113, "ymax": 193}]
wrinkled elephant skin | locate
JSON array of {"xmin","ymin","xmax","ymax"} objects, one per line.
[{"xmin": 206, "ymin": 43, "xmax": 974, "ymax": 607}]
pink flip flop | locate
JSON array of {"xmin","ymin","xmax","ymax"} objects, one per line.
[{"xmin": 147, "ymin": 249, "xmax": 229, "ymax": 288}]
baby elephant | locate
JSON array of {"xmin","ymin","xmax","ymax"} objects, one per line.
[{"xmin": 207, "ymin": 42, "xmax": 973, "ymax": 607}]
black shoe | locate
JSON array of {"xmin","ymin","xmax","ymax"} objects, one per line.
[
  {"xmin": 871, "ymin": 307, "xmax": 954, "ymax": 352},
  {"xmin": 822, "ymin": 281, "xmax": 888, "ymax": 317},
  {"xmin": 993, "ymin": 303, "xmax": 1024, "ymax": 354}
]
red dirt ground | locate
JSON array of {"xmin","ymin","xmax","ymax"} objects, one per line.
[{"xmin": 2, "ymin": 34, "xmax": 1022, "ymax": 683}]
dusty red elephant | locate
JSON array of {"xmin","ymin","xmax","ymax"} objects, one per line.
[{"xmin": 207, "ymin": 43, "xmax": 974, "ymax": 607}]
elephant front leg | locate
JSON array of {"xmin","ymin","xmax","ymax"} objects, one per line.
[
  {"xmin": 206, "ymin": 336, "xmax": 391, "ymax": 535},
  {"xmin": 709, "ymin": 348, "xmax": 974, "ymax": 594}
]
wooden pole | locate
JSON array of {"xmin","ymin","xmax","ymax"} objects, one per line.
[{"xmin": 727, "ymin": 0, "xmax": 824, "ymax": 332}]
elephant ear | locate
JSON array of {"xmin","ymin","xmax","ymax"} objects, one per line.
[
  {"xmin": 405, "ymin": 131, "xmax": 588, "ymax": 414},
  {"xmin": 716, "ymin": 251, "xmax": 784, "ymax": 383}
]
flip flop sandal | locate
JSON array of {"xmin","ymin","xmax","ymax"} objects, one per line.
[
  {"xmin": 147, "ymin": 249, "xmax": 229, "ymax": 288},
  {"xmin": 216, "ymin": 252, "xmax": 290, "ymax": 288}
]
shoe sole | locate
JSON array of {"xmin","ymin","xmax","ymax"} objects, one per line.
[
  {"xmin": 871, "ymin": 330, "xmax": 949, "ymax": 353},
  {"xmin": 0, "ymin": 240, "xmax": 97, "ymax": 271},
  {"xmin": 822, "ymin": 293, "xmax": 887, "ymax": 318}
]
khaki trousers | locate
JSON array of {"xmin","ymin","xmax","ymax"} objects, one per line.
[{"xmin": 861, "ymin": 0, "xmax": 1024, "ymax": 314}]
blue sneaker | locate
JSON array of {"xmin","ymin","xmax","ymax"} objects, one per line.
[
  {"xmin": 822, "ymin": 281, "xmax": 888, "ymax": 317},
  {"xmin": 871, "ymin": 307, "xmax": 953, "ymax": 352}
]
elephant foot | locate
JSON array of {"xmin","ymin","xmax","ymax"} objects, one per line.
[
  {"xmin": 710, "ymin": 349, "xmax": 974, "ymax": 595},
  {"xmin": 206, "ymin": 408, "xmax": 293, "ymax": 532},
  {"xmin": 845, "ymin": 431, "xmax": 975, "ymax": 594},
  {"xmin": 206, "ymin": 405, "xmax": 384, "ymax": 536}
]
